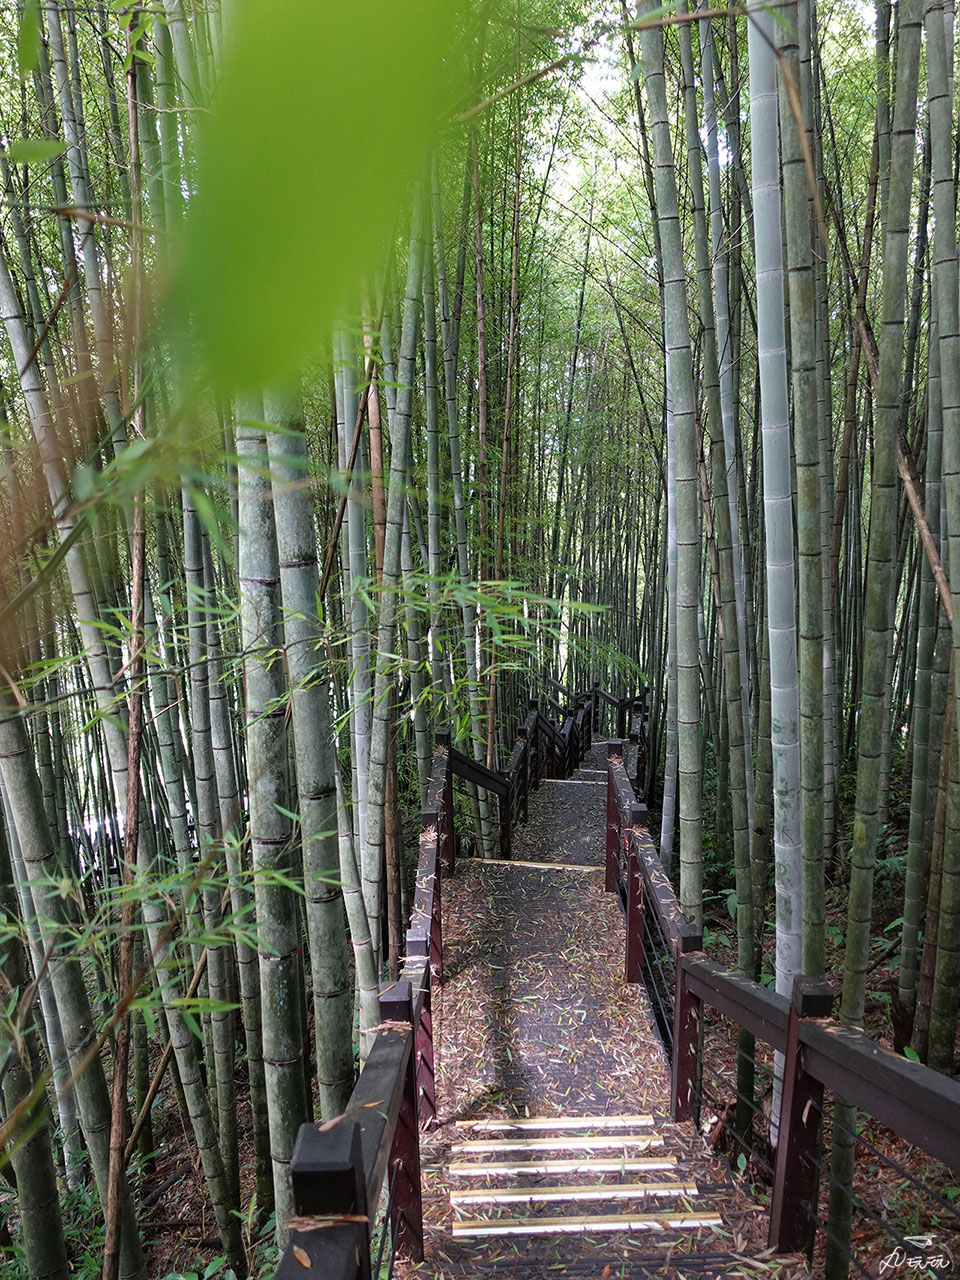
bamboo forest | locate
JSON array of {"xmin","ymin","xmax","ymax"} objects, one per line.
[{"xmin": 2, "ymin": 0, "xmax": 960, "ymax": 1277}]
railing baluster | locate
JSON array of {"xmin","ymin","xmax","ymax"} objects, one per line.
[
  {"xmin": 769, "ymin": 977, "xmax": 833, "ymax": 1253},
  {"xmin": 499, "ymin": 788, "xmax": 512, "ymax": 858},
  {"xmin": 671, "ymin": 926, "xmax": 703, "ymax": 1124},
  {"xmin": 625, "ymin": 803, "xmax": 647, "ymax": 984},
  {"xmin": 379, "ymin": 979, "xmax": 424, "ymax": 1265},
  {"xmin": 605, "ymin": 742, "xmax": 622, "ymax": 893}
]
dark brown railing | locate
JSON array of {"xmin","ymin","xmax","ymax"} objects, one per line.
[
  {"xmin": 274, "ymin": 679, "xmax": 635, "ymax": 1279},
  {"xmin": 606, "ymin": 741, "xmax": 960, "ymax": 1274},
  {"xmin": 275, "ymin": 742, "xmax": 451, "ymax": 1279}
]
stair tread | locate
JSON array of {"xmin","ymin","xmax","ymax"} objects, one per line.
[
  {"xmin": 409, "ymin": 1253, "xmax": 744, "ymax": 1278},
  {"xmin": 452, "ymin": 1134, "xmax": 662, "ymax": 1155},
  {"xmin": 452, "ymin": 1210, "xmax": 726, "ymax": 1236},
  {"xmin": 455, "ymin": 1114, "xmax": 654, "ymax": 1132},
  {"xmin": 450, "ymin": 1180, "xmax": 700, "ymax": 1205},
  {"xmin": 449, "ymin": 1156, "xmax": 679, "ymax": 1177}
]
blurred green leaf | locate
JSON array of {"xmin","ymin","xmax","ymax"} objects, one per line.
[
  {"xmin": 179, "ymin": 0, "xmax": 460, "ymax": 387},
  {"xmin": 6, "ymin": 139, "xmax": 68, "ymax": 165},
  {"xmin": 17, "ymin": 0, "xmax": 42, "ymax": 79}
]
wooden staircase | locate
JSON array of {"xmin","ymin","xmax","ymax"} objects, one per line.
[{"xmin": 448, "ymin": 1113, "xmax": 722, "ymax": 1244}]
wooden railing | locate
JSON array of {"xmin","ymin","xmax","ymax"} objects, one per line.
[
  {"xmin": 274, "ymin": 678, "xmax": 633, "ymax": 1278},
  {"xmin": 605, "ymin": 741, "xmax": 960, "ymax": 1270},
  {"xmin": 275, "ymin": 744, "xmax": 451, "ymax": 1279}
]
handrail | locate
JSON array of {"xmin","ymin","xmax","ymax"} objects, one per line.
[
  {"xmin": 536, "ymin": 710, "xmax": 565, "ymax": 751},
  {"xmin": 544, "ymin": 690, "xmax": 567, "ymax": 718},
  {"xmin": 447, "ymin": 745, "xmax": 509, "ymax": 797},
  {"xmin": 796, "ymin": 1015, "xmax": 960, "ymax": 1171},
  {"xmin": 605, "ymin": 739, "xmax": 960, "ymax": 1261}
]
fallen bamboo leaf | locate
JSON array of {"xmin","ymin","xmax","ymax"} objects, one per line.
[{"xmin": 287, "ymin": 1214, "xmax": 370, "ymax": 1232}]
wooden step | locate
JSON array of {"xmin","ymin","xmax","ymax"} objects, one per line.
[
  {"xmin": 449, "ymin": 1156, "xmax": 678, "ymax": 1178},
  {"xmin": 451, "ymin": 1134, "xmax": 662, "ymax": 1155},
  {"xmin": 456, "ymin": 1114, "xmax": 654, "ymax": 1132},
  {"xmin": 451, "ymin": 1210, "xmax": 725, "ymax": 1238},
  {"xmin": 413, "ymin": 1251, "xmax": 740, "ymax": 1277},
  {"xmin": 475, "ymin": 858, "xmax": 602, "ymax": 871},
  {"xmin": 450, "ymin": 1180, "xmax": 699, "ymax": 1207},
  {"xmin": 539, "ymin": 778, "xmax": 606, "ymax": 786}
]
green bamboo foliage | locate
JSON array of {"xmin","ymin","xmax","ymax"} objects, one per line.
[
  {"xmin": 777, "ymin": 0, "xmax": 825, "ymax": 976},
  {"xmin": 679, "ymin": 4, "xmax": 752, "ymax": 969},
  {"xmin": 900, "ymin": 297, "xmax": 941, "ymax": 1022},
  {"xmin": 700, "ymin": 8, "xmax": 755, "ymax": 837},
  {"xmin": 182, "ymin": 492, "xmax": 238, "ymax": 1202},
  {"xmin": 0, "ymin": 700, "xmax": 147, "ymax": 1280},
  {"xmin": 334, "ymin": 770, "xmax": 380, "ymax": 1058},
  {"xmin": 639, "ymin": 0, "xmax": 702, "ymax": 925},
  {"xmin": 0, "ymin": 814, "xmax": 69, "ymax": 1280},
  {"xmin": 265, "ymin": 388, "xmax": 354, "ymax": 1117},
  {"xmin": 202, "ymin": 538, "xmax": 273, "ymax": 1211},
  {"xmin": 748, "ymin": 0, "xmax": 803, "ymax": 1000},
  {"xmin": 923, "ymin": 0, "xmax": 960, "ymax": 1069},
  {"xmin": 660, "ymin": 392, "xmax": 679, "ymax": 877},
  {"xmin": 237, "ymin": 400, "xmax": 305, "ymax": 1240},
  {"xmin": 829, "ymin": 0, "xmax": 922, "ymax": 1267},
  {"xmin": 364, "ymin": 202, "xmax": 425, "ymax": 964},
  {"xmin": 432, "ymin": 165, "xmax": 494, "ymax": 856},
  {"xmin": 836, "ymin": 0, "xmax": 921, "ymax": 1036},
  {"xmin": 334, "ymin": 328, "xmax": 373, "ymax": 860}
]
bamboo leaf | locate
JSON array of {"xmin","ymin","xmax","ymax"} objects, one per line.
[
  {"xmin": 16, "ymin": 0, "xmax": 42, "ymax": 79},
  {"xmin": 6, "ymin": 139, "xmax": 68, "ymax": 165}
]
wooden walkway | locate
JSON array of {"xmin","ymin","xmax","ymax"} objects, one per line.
[{"xmin": 401, "ymin": 743, "xmax": 807, "ymax": 1278}]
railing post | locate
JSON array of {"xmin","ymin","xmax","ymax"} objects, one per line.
[
  {"xmin": 520, "ymin": 732, "xmax": 530, "ymax": 823},
  {"xmin": 567, "ymin": 704, "xmax": 578, "ymax": 773},
  {"xmin": 633, "ymin": 697, "xmax": 647, "ymax": 798},
  {"xmin": 418, "ymin": 803, "xmax": 444, "ymax": 992},
  {"xmin": 593, "ymin": 680, "xmax": 600, "ymax": 733},
  {"xmin": 529, "ymin": 696, "xmax": 540, "ymax": 790},
  {"xmin": 624, "ymin": 806, "xmax": 645, "ymax": 983},
  {"xmin": 670, "ymin": 928, "xmax": 703, "ymax": 1124},
  {"xmin": 379, "ymin": 979, "xmax": 424, "ymax": 1264},
  {"xmin": 769, "ymin": 976, "xmax": 833, "ymax": 1253},
  {"xmin": 442, "ymin": 763, "xmax": 454, "ymax": 876},
  {"xmin": 499, "ymin": 790, "xmax": 511, "ymax": 859},
  {"xmin": 280, "ymin": 1119, "xmax": 370, "ymax": 1278},
  {"xmin": 525, "ymin": 742, "xmax": 530, "ymax": 821},
  {"xmin": 605, "ymin": 742, "xmax": 623, "ymax": 893}
]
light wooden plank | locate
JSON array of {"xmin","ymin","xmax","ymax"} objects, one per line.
[
  {"xmin": 477, "ymin": 858, "xmax": 602, "ymax": 871},
  {"xmin": 448, "ymin": 1156, "xmax": 678, "ymax": 1178},
  {"xmin": 451, "ymin": 1212, "xmax": 725, "ymax": 1237},
  {"xmin": 455, "ymin": 1114, "xmax": 654, "ymax": 1132},
  {"xmin": 539, "ymin": 779, "xmax": 607, "ymax": 786},
  {"xmin": 451, "ymin": 1134, "xmax": 662, "ymax": 1155},
  {"xmin": 450, "ymin": 1181, "xmax": 699, "ymax": 1206}
]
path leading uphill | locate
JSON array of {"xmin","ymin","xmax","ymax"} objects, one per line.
[{"xmin": 401, "ymin": 742, "xmax": 807, "ymax": 1279}]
